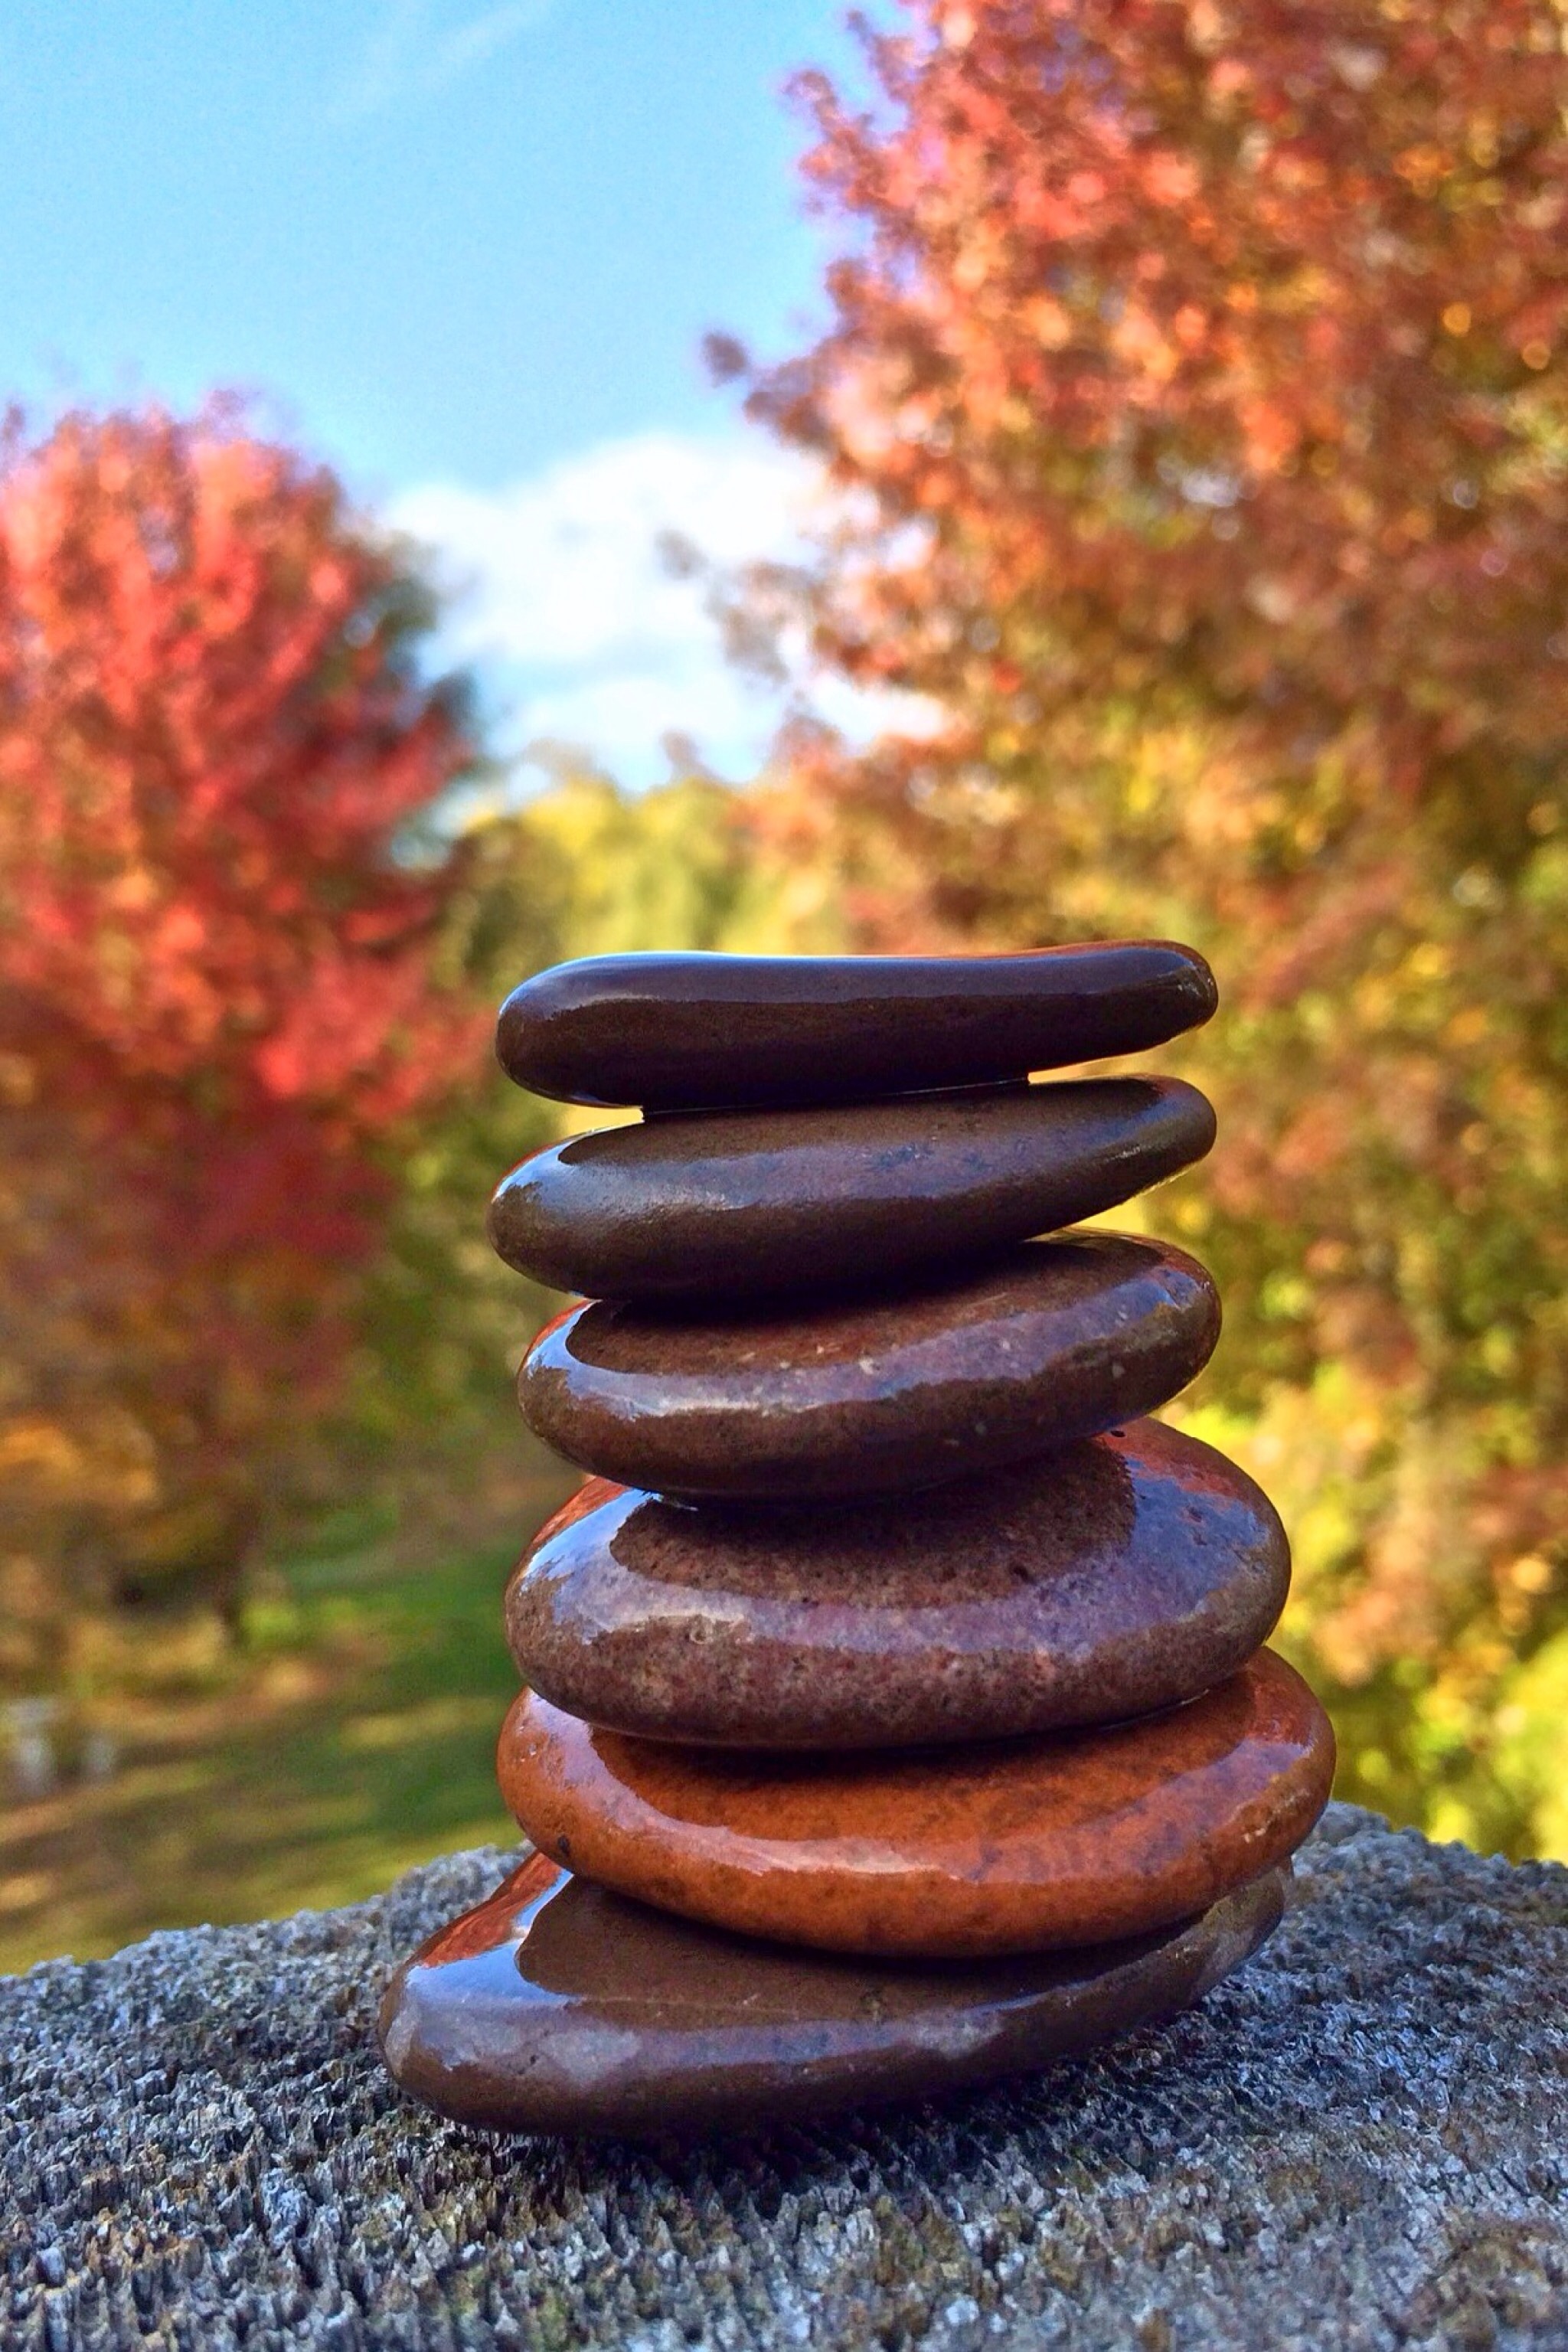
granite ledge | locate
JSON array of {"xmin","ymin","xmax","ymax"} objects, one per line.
[{"xmin": 2, "ymin": 1803, "xmax": 1565, "ymax": 2352}]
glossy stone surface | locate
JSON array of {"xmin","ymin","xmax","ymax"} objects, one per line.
[
  {"xmin": 518, "ymin": 1233, "xmax": 1220, "ymax": 1501},
  {"xmin": 506, "ymin": 1420, "xmax": 1289, "ymax": 1748},
  {"xmin": 497, "ymin": 1649, "xmax": 1333, "ymax": 1958},
  {"xmin": 489, "ymin": 1076, "xmax": 1216, "ymax": 1303},
  {"xmin": 496, "ymin": 944, "xmax": 1218, "ymax": 1110},
  {"xmin": 378, "ymin": 1851, "xmax": 1287, "ymax": 2141}
]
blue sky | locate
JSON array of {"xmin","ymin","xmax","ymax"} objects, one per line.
[{"xmin": 0, "ymin": 2, "xmax": 914, "ymax": 782}]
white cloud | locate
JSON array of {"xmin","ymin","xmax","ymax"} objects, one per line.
[
  {"xmin": 391, "ymin": 431, "xmax": 938, "ymax": 791},
  {"xmin": 338, "ymin": 0, "xmax": 556, "ymax": 122}
]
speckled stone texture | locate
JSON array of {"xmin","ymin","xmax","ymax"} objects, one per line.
[{"xmin": 3, "ymin": 1805, "xmax": 1566, "ymax": 2352}]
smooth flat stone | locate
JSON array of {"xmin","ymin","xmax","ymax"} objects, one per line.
[
  {"xmin": 496, "ymin": 945, "xmax": 1218, "ymax": 1110},
  {"xmin": 488, "ymin": 1076, "xmax": 1216, "ymax": 1303},
  {"xmin": 378, "ymin": 1849, "xmax": 1289, "ymax": 2140},
  {"xmin": 505, "ymin": 1420, "xmax": 1289, "ymax": 1748},
  {"xmin": 518, "ymin": 1233, "xmax": 1220, "ymax": 1501},
  {"xmin": 496, "ymin": 1649, "xmax": 1333, "ymax": 1958}
]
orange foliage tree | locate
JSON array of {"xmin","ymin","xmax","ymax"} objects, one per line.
[
  {"xmin": 0, "ymin": 404, "xmax": 482, "ymax": 1655},
  {"xmin": 722, "ymin": 0, "xmax": 1568, "ymax": 1849}
]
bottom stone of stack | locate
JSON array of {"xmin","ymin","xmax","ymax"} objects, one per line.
[
  {"xmin": 378, "ymin": 1851, "xmax": 1288, "ymax": 2141},
  {"xmin": 496, "ymin": 1649, "xmax": 1333, "ymax": 1958}
]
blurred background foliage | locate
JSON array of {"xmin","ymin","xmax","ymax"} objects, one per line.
[
  {"xmin": 5, "ymin": 0, "xmax": 1568, "ymax": 1966},
  {"xmin": 717, "ymin": 0, "xmax": 1568, "ymax": 1865}
]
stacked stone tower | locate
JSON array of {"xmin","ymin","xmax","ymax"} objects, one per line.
[{"xmin": 380, "ymin": 946, "xmax": 1334, "ymax": 2141}]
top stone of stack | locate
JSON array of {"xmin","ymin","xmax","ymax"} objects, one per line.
[{"xmin": 497, "ymin": 944, "xmax": 1218, "ymax": 1109}]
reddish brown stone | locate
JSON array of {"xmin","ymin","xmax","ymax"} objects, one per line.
[
  {"xmin": 505, "ymin": 1422, "xmax": 1289, "ymax": 1747},
  {"xmin": 518, "ymin": 1234, "xmax": 1220, "ymax": 1501},
  {"xmin": 488, "ymin": 1076, "xmax": 1216, "ymax": 1303},
  {"xmin": 495, "ymin": 1650, "xmax": 1333, "ymax": 1958},
  {"xmin": 377, "ymin": 1851, "xmax": 1289, "ymax": 2140},
  {"xmin": 496, "ymin": 943, "xmax": 1217, "ymax": 1110}
]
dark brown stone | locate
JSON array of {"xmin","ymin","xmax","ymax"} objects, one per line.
[
  {"xmin": 495, "ymin": 944, "xmax": 1217, "ymax": 1110},
  {"xmin": 505, "ymin": 1420, "xmax": 1289, "ymax": 1748},
  {"xmin": 377, "ymin": 1849, "xmax": 1288, "ymax": 2140},
  {"xmin": 517, "ymin": 1233, "xmax": 1220, "ymax": 1501},
  {"xmin": 488, "ymin": 1076, "xmax": 1216, "ymax": 1303},
  {"xmin": 497, "ymin": 1651, "xmax": 1332, "ymax": 1958}
]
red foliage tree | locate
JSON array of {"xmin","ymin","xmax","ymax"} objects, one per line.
[
  {"xmin": 737, "ymin": 0, "xmax": 1568, "ymax": 802},
  {"xmin": 0, "ymin": 404, "xmax": 482, "ymax": 1644}
]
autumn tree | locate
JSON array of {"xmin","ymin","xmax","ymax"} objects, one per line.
[
  {"xmin": 722, "ymin": 0, "xmax": 1568, "ymax": 1851},
  {"xmin": 0, "ymin": 403, "xmax": 483, "ymax": 1666}
]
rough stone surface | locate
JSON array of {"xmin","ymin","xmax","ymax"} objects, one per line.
[
  {"xmin": 505, "ymin": 1423, "xmax": 1290, "ymax": 1749},
  {"xmin": 2, "ymin": 1805, "xmax": 1566, "ymax": 2351}
]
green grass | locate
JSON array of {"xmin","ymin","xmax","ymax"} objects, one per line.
[{"xmin": 0, "ymin": 1525, "xmax": 567, "ymax": 1975}]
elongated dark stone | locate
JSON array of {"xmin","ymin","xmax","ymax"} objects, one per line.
[
  {"xmin": 496, "ymin": 945, "xmax": 1217, "ymax": 1110},
  {"xmin": 488, "ymin": 1076, "xmax": 1215, "ymax": 1303},
  {"xmin": 505, "ymin": 1419, "xmax": 1289, "ymax": 1748},
  {"xmin": 378, "ymin": 1850, "xmax": 1289, "ymax": 2140},
  {"xmin": 517, "ymin": 1233, "xmax": 1220, "ymax": 1501}
]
